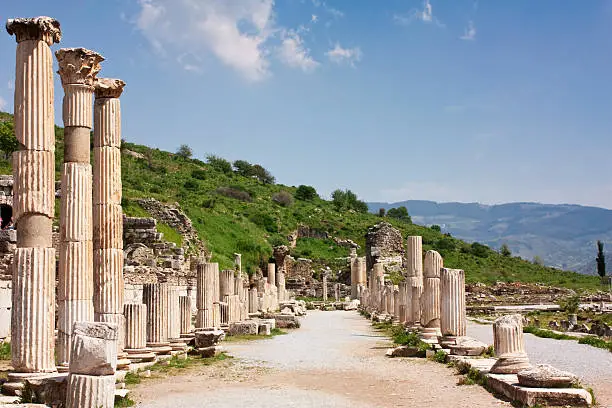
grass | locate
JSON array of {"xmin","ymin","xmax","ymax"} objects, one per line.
[
  {"xmin": 0, "ymin": 110, "xmax": 603, "ymax": 290},
  {"xmin": 0, "ymin": 342, "xmax": 10, "ymax": 360},
  {"xmin": 115, "ymin": 396, "xmax": 136, "ymax": 407},
  {"xmin": 224, "ymin": 327, "xmax": 288, "ymax": 342},
  {"xmin": 578, "ymin": 336, "xmax": 612, "ymax": 352},
  {"xmin": 430, "ymin": 350, "xmax": 447, "ymax": 364},
  {"xmin": 155, "ymin": 222, "xmax": 183, "ymax": 247},
  {"xmin": 524, "ymin": 326, "xmax": 612, "ymax": 353}
]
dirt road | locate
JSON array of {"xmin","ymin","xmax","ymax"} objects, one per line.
[{"xmin": 135, "ymin": 311, "xmax": 509, "ymax": 408}]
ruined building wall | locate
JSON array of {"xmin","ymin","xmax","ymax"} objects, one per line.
[{"xmin": 365, "ymin": 222, "xmax": 405, "ymax": 273}]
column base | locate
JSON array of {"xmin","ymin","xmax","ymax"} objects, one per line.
[
  {"xmin": 124, "ymin": 348, "xmax": 156, "ymax": 363},
  {"xmin": 490, "ymin": 352, "xmax": 532, "ymax": 374},
  {"xmin": 438, "ymin": 335, "xmax": 459, "ymax": 348},
  {"xmin": 420, "ymin": 327, "xmax": 441, "ymax": 343},
  {"xmin": 2, "ymin": 372, "xmax": 64, "ymax": 396},
  {"xmin": 146, "ymin": 343, "xmax": 172, "ymax": 355},
  {"xmin": 66, "ymin": 373, "xmax": 114, "ymax": 408}
]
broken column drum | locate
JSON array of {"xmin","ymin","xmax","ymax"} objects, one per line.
[
  {"xmin": 196, "ymin": 263, "xmax": 219, "ymax": 328},
  {"xmin": 248, "ymin": 288, "xmax": 258, "ymax": 313},
  {"xmin": 123, "ymin": 303, "xmax": 147, "ymax": 351},
  {"xmin": 179, "ymin": 296, "xmax": 192, "ymax": 335},
  {"xmin": 143, "ymin": 283, "xmax": 170, "ymax": 350},
  {"xmin": 406, "ymin": 236, "xmax": 423, "ymax": 326},
  {"xmin": 439, "ymin": 268, "xmax": 466, "ymax": 344},
  {"xmin": 490, "ymin": 314, "xmax": 531, "ymax": 374},
  {"xmin": 219, "ymin": 269, "xmax": 235, "ymax": 298},
  {"xmin": 7, "ymin": 17, "xmax": 61, "ymax": 374},
  {"xmin": 421, "ymin": 250, "xmax": 443, "ymax": 340},
  {"xmin": 93, "ymin": 78, "xmax": 126, "ymax": 354}
]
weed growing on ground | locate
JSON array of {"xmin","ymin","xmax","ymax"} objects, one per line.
[
  {"xmin": 224, "ymin": 328, "xmax": 288, "ymax": 343},
  {"xmin": 123, "ymin": 372, "xmax": 141, "ymax": 386},
  {"xmin": 482, "ymin": 345, "xmax": 495, "ymax": 358},
  {"xmin": 578, "ymin": 336, "xmax": 612, "ymax": 352},
  {"xmin": 430, "ymin": 350, "xmax": 447, "ymax": 364},
  {"xmin": 523, "ymin": 326, "xmax": 578, "ymax": 340},
  {"xmin": 0, "ymin": 342, "xmax": 10, "ymax": 360},
  {"xmin": 114, "ymin": 396, "xmax": 136, "ymax": 407}
]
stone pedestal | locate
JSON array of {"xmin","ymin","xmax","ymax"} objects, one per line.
[
  {"xmin": 7, "ymin": 17, "xmax": 61, "ymax": 375},
  {"xmin": 143, "ymin": 283, "xmax": 171, "ymax": 354},
  {"xmin": 439, "ymin": 268, "xmax": 466, "ymax": 346},
  {"xmin": 196, "ymin": 262, "xmax": 219, "ymax": 329},
  {"xmin": 420, "ymin": 250, "xmax": 443, "ymax": 341},
  {"xmin": 490, "ymin": 314, "xmax": 532, "ymax": 374}
]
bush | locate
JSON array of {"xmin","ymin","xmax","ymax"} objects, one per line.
[
  {"xmin": 470, "ymin": 242, "xmax": 490, "ymax": 258},
  {"xmin": 191, "ymin": 169, "xmax": 207, "ymax": 180},
  {"xmin": 430, "ymin": 224, "xmax": 441, "ymax": 232},
  {"xmin": 378, "ymin": 208, "xmax": 386, "ymax": 217},
  {"xmin": 233, "ymin": 160, "xmax": 254, "ymax": 177},
  {"xmin": 183, "ymin": 180, "xmax": 199, "ymax": 191},
  {"xmin": 207, "ymin": 155, "xmax": 232, "ymax": 174},
  {"xmin": 216, "ymin": 186, "xmax": 251, "ymax": 202},
  {"xmin": 252, "ymin": 164, "xmax": 275, "ymax": 184},
  {"xmin": 500, "ymin": 243, "xmax": 512, "ymax": 257},
  {"xmin": 272, "ymin": 191, "xmax": 294, "ymax": 207},
  {"xmin": 560, "ymin": 295, "xmax": 580, "ymax": 314},
  {"xmin": 387, "ymin": 206, "xmax": 412, "ymax": 223},
  {"xmin": 295, "ymin": 185, "xmax": 318, "ymax": 201},
  {"xmin": 331, "ymin": 189, "xmax": 369, "ymax": 213},
  {"xmin": 248, "ymin": 212, "xmax": 277, "ymax": 233},
  {"xmin": 176, "ymin": 144, "xmax": 192, "ymax": 159}
]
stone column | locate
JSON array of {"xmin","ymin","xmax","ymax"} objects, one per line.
[
  {"xmin": 393, "ymin": 288, "xmax": 400, "ymax": 319},
  {"xmin": 167, "ymin": 286, "xmax": 187, "ymax": 350},
  {"xmin": 234, "ymin": 253, "xmax": 242, "ymax": 277},
  {"xmin": 398, "ymin": 282, "xmax": 408, "ymax": 324},
  {"xmin": 196, "ymin": 263, "xmax": 219, "ymax": 328},
  {"xmin": 406, "ymin": 236, "xmax": 423, "ymax": 327},
  {"xmin": 123, "ymin": 303, "xmax": 154, "ymax": 362},
  {"xmin": 65, "ymin": 322, "xmax": 117, "ymax": 408},
  {"xmin": 143, "ymin": 283, "xmax": 171, "ymax": 354},
  {"xmin": 220, "ymin": 270, "xmax": 234, "ymax": 298},
  {"xmin": 421, "ymin": 250, "xmax": 443, "ymax": 340},
  {"xmin": 7, "ymin": 17, "xmax": 61, "ymax": 375},
  {"xmin": 372, "ymin": 263, "xmax": 384, "ymax": 310},
  {"xmin": 322, "ymin": 274, "xmax": 328, "ymax": 301},
  {"xmin": 490, "ymin": 314, "xmax": 531, "ymax": 374},
  {"xmin": 334, "ymin": 283, "xmax": 340, "ymax": 301},
  {"xmin": 56, "ymin": 47, "xmax": 104, "ymax": 368},
  {"xmin": 248, "ymin": 288, "xmax": 258, "ymax": 313},
  {"xmin": 439, "ymin": 268, "xmax": 466, "ymax": 345},
  {"xmin": 350, "ymin": 257, "xmax": 358, "ymax": 299},
  {"xmin": 93, "ymin": 78, "xmax": 126, "ymax": 356},
  {"xmin": 267, "ymin": 263, "xmax": 276, "ymax": 286},
  {"xmin": 277, "ymin": 272, "xmax": 286, "ymax": 302},
  {"xmin": 179, "ymin": 296, "xmax": 192, "ymax": 335}
]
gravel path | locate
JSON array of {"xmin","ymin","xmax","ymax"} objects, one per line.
[
  {"xmin": 468, "ymin": 321, "xmax": 612, "ymax": 406},
  {"xmin": 134, "ymin": 311, "xmax": 509, "ymax": 408}
]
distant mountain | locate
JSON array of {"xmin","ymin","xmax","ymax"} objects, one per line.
[{"xmin": 368, "ymin": 200, "xmax": 612, "ymax": 275}]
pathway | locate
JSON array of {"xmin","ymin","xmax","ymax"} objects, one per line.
[
  {"xmin": 468, "ymin": 321, "xmax": 612, "ymax": 407},
  {"xmin": 135, "ymin": 311, "xmax": 509, "ymax": 408}
]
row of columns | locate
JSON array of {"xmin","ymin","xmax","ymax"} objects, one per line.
[{"xmin": 7, "ymin": 17, "xmax": 126, "ymax": 375}]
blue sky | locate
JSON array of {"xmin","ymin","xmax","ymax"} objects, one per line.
[{"xmin": 1, "ymin": 1, "xmax": 611, "ymax": 208}]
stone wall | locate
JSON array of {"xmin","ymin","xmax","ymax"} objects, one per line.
[
  {"xmin": 0, "ymin": 175, "xmax": 13, "ymax": 206},
  {"xmin": 365, "ymin": 222, "xmax": 405, "ymax": 273}
]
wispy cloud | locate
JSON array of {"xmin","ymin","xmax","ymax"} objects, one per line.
[
  {"xmin": 311, "ymin": 14, "xmax": 318, "ymax": 23},
  {"xmin": 311, "ymin": 0, "xmax": 344, "ymax": 18},
  {"xmin": 278, "ymin": 30, "xmax": 319, "ymax": 72},
  {"xmin": 325, "ymin": 43, "xmax": 362, "ymax": 67},
  {"xmin": 460, "ymin": 20, "xmax": 476, "ymax": 40},
  {"xmin": 177, "ymin": 53, "xmax": 203, "ymax": 73},
  {"xmin": 0, "ymin": 96, "xmax": 6, "ymax": 111},
  {"xmin": 7, "ymin": 81, "xmax": 14, "ymax": 91},
  {"xmin": 393, "ymin": 0, "xmax": 444, "ymax": 28}
]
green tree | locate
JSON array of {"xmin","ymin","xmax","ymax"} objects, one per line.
[
  {"xmin": 207, "ymin": 154, "xmax": 232, "ymax": 174},
  {"xmin": 252, "ymin": 164, "xmax": 275, "ymax": 184},
  {"xmin": 378, "ymin": 208, "xmax": 386, "ymax": 217},
  {"xmin": 176, "ymin": 144, "xmax": 192, "ymax": 159},
  {"xmin": 430, "ymin": 224, "xmax": 441, "ymax": 232},
  {"xmin": 331, "ymin": 189, "xmax": 368, "ymax": 213},
  {"xmin": 0, "ymin": 121, "xmax": 18, "ymax": 159},
  {"xmin": 533, "ymin": 255, "xmax": 544, "ymax": 266},
  {"xmin": 233, "ymin": 160, "xmax": 254, "ymax": 177},
  {"xmin": 596, "ymin": 240, "xmax": 606, "ymax": 277},
  {"xmin": 387, "ymin": 206, "xmax": 412, "ymax": 223},
  {"xmin": 295, "ymin": 185, "xmax": 318, "ymax": 201},
  {"xmin": 470, "ymin": 242, "xmax": 490, "ymax": 258},
  {"xmin": 500, "ymin": 243, "xmax": 512, "ymax": 257}
]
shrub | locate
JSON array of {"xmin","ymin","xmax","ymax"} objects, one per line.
[
  {"xmin": 387, "ymin": 206, "xmax": 412, "ymax": 223},
  {"xmin": 191, "ymin": 169, "xmax": 207, "ymax": 180},
  {"xmin": 216, "ymin": 186, "xmax": 251, "ymax": 202},
  {"xmin": 252, "ymin": 164, "xmax": 275, "ymax": 184},
  {"xmin": 183, "ymin": 180, "xmax": 199, "ymax": 191},
  {"xmin": 500, "ymin": 243, "xmax": 512, "ymax": 257},
  {"xmin": 560, "ymin": 295, "xmax": 580, "ymax": 314},
  {"xmin": 378, "ymin": 208, "xmax": 386, "ymax": 217},
  {"xmin": 470, "ymin": 242, "xmax": 490, "ymax": 258},
  {"xmin": 248, "ymin": 212, "xmax": 277, "ymax": 233},
  {"xmin": 331, "ymin": 189, "xmax": 369, "ymax": 213},
  {"xmin": 207, "ymin": 155, "xmax": 232, "ymax": 174},
  {"xmin": 430, "ymin": 224, "xmax": 441, "ymax": 232},
  {"xmin": 272, "ymin": 191, "xmax": 294, "ymax": 207},
  {"xmin": 233, "ymin": 160, "xmax": 254, "ymax": 177},
  {"xmin": 295, "ymin": 185, "xmax": 318, "ymax": 201},
  {"xmin": 176, "ymin": 144, "xmax": 192, "ymax": 159}
]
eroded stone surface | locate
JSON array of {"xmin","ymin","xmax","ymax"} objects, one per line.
[
  {"xmin": 69, "ymin": 322, "xmax": 118, "ymax": 376},
  {"xmin": 517, "ymin": 364, "xmax": 579, "ymax": 388}
]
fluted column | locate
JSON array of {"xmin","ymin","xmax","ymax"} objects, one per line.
[
  {"xmin": 179, "ymin": 296, "xmax": 192, "ymax": 335},
  {"xmin": 267, "ymin": 263, "xmax": 276, "ymax": 286},
  {"xmin": 334, "ymin": 283, "xmax": 340, "ymax": 301},
  {"xmin": 490, "ymin": 314, "xmax": 531, "ymax": 374},
  {"xmin": 277, "ymin": 272, "xmax": 286, "ymax": 302},
  {"xmin": 398, "ymin": 281, "xmax": 408, "ymax": 324},
  {"xmin": 439, "ymin": 268, "xmax": 466, "ymax": 345},
  {"xmin": 421, "ymin": 250, "xmax": 443, "ymax": 340},
  {"xmin": 248, "ymin": 288, "xmax": 258, "ymax": 313},
  {"xmin": 143, "ymin": 283, "xmax": 171, "ymax": 354},
  {"xmin": 393, "ymin": 288, "xmax": 400, "ymax": 319},
  {"xmin": 93, "ymin": 79, "xmax": 125, "ymax": 358},
  {"xmin": 168, "ymin": 286, "xmax": 180, "ymax": 339},
  {"xmin": 196, "ymin": 263, "xmax": 219, "ymax": 328},
  {"xmin": 7, "ymin": 17, "xmax": 61, "ymax": 374},
  {"xmin": 219, "ymin": 270, "xmax": 234, "ymax": 298},
  {"xmin": 66, "ymin": 374, "xmax": 114, "ymax": 408},
  {"xmin": 350, "ymin": 257, "xmax": 358, "ymax": 299},
  {"xmin": 123, "ymin": 304, "xmax": 146, "ymax": 350},
  {"xmin": 234, "ymin": 253, "xmax": 242, "ymax": 277},
  {"xmin": 406, "ymin": 236, "xmax": 423, "ymax": 326},
  {"xmin": 56, "ymin": 48, "xmax": 104, "ymax": 368},
  {"xmin": 322, "ymin": 274, "xmax": 328, "ymax": 301}
]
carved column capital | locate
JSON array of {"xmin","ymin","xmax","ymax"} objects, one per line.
[
  {"xmin": 94, "ymin": 78, "xmax": 126, "ymax": 99},
  {"xmin": 56, "ymin": 47, "xmax": 104, "ymax": 87},
  {"xmin": 6, "ymin": 16, "xmax": 61, "ymax": 45}
]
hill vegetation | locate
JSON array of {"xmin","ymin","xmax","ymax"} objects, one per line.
[{"xmin": 0, "ymin": 111, "xmax": 601, "ymax": 290}]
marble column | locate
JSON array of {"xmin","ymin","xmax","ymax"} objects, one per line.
[
  {"xmin": 393, "ymin": 288, "xmax": 400, "ymax": 319},
  {"xmin": 123, "ymin": 304, "xmax": 154, "ymax": 361},
  {"xmin": 350, "ymin": 257, "xmax": 358, "ymax": 299},
  {"xmin": 322, "ymin": 274, "xmax": 328, "ymax": 301},
  {"xmin": 7, "ymin": 17, "xmax": 61, "ymax": 374},
  {"xmin": 267, "ymin": 263, "xmax": 276, "ymax": 286},
  {"xmin": 179, "ymin": 296, "xmax": 192, "ymax": 335},
  {"xmin": 248, "ymin": 288, "xmax": 258, "ymax": 313},
  {"xmin": 372, "ymin": 263, "xmax": 384, "ymax": 310},
  {"xmin": 439, "ymin": 268, "xmax": 466, "ymax": 345},
  {"xmin": 406, "ymin": 236, "xmax": 423, "ymax": 327},
  {"xmin": 219, "ymin": 270, "xmax": 234, "ymax": 298},
  {"xmin": 56, "ymin": 47, "xmax": 104, "ymax": 368},
  {"xmin": 277, "ymin": 272, "xmax": 286, "ymax": 302},
  {"xmin": 196, "ymin": 263, "xmax": 219, "ymax": 328},
  {"xmin": 334, "ymin": 283, "xmax": 340, "ymax": 302},
  {"xmin": 398, "ymin": 282, "xmax": 408, "ymax": 324},
  {"xmin": 421, "ymin": 250, "xmax": 443, "ymax": 340},
  {"xmin": 93, "ymin": 78, "xmax": 126, "ymax": 357},
  {"xmin": 490, "ymin": 314, "xmax": 531, "ymax": 374},
  {"xmin": 234, "ymin": 253, "xmax": 242, "ymax": 277},
  {"xmin": 143, "ymin": 283, "xmax": 171, "ymax": 354}
]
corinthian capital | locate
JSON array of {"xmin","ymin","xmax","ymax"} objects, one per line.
[
  {"xmin": 94, "ymin": 78, "xmax": 126, "ymax": 99},
  {"xmin": 6, "ymin": 16, "xmax": 61, "ymax": 45},
  {"xmin": 56, "ymin": 47, "xmax": 104, "ymax": 87}
]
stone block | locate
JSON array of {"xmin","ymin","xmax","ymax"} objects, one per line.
[
  {"xmin": 229, "ymin": 321, "xmax": 258, "ymax": 336},
  {"xmin": 517, "ymin": 364, "xmax": 579, "ymax": 388},
  {"xmin": 23, "ymin": 374, "xmax": 67, "ymax": 407},
  {"xmin": 69, "ymin": 322, "xmax": 118, "ymax": 376},
  {"xmin": 65, "ymin": 374, "xmax": 115, "ymax": 408},
  {"xmin": 194, "ymin": 329, "xmax": 225, "ymax": 348},
  {"xmin": 385, "ymin": 346, "xmax": 421, "ymax": 358},
  {"xmin": 258, "ymin": 323, "xmax": 271, "ymax": 336}
]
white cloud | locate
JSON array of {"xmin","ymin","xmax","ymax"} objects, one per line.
[
  {"xmin": 278, "ymin": 30, "xmax": 319, "ymax": 72},
  {"xmin": 311, "ymin": 14, "xmax": 318, "ymax": 23},
  {"xmin": 134, "ymin": 0, "xmax": 276, "ymax": 82},
  {"xmin": 0, "ymin": 96, "xmax": 6, "ymax": 111},
  {"xmin": 460, "ymin": 20, "xmax": 476, "ymax": 40},
  {"xmin": 177, "ymin": 53, "xmax": 203, "ymax": 73},
  {"xmin": 393, "ymin": 0, "xmax": 444, "ymax": 27},
  {"xmin": 325, "ymin": 43, "xmax": 362, "ymax": 66},
  {"xmin": 7, "ymin": 81, "xmax": 14, "ymax": 90}
]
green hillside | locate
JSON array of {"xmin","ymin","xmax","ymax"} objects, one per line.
[{"xmin": 0, "ymin": 111, "xmax": 601, "ymax": 291}]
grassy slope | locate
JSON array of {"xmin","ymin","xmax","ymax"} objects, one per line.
[{"xmin": 0, "ymin": 112, "xmax": 600, "ymax": 290}]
